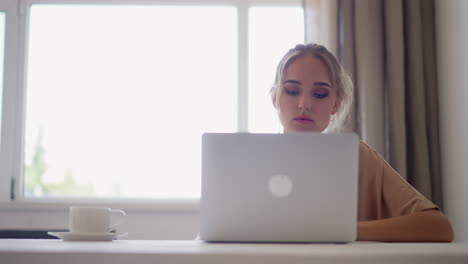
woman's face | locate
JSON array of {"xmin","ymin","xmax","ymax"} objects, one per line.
[{"xmin": 273, "ymin": 55, "xmax": 340, "ymax": 132}]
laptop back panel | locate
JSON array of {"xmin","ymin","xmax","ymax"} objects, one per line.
[{"xmin": 200, "ymin": 133, "xmax": 359, "ymax": 242}]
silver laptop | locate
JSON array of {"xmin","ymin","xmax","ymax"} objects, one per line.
[{"xmin": 199, "ymin": 132, "xmax": 359, "ymax": 243}]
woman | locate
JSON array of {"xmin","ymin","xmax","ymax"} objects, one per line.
[{"xmin": 270, "ymin": 43, "xmax": 453, "ymax": 242}]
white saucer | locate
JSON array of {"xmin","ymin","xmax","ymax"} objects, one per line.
[{"xmin": 48, "ymin": 231, "xmax": 128, "ymax": 241}]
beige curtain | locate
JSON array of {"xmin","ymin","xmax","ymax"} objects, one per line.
[{"xmin": 304, "ymin": 0, "xmax": 443, "ymax": 208}]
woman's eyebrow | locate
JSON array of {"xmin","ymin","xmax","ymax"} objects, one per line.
[
  {"xmin": 283, "ymin": 80, "xmax": 331, "ymax": 87},
  {"xmin": 283, "ymin": 80, "xmax": 302, "ymax": 85},
  {"xmin": 314, "ymin": 81, "xmax": 331, "ymax": 87}
]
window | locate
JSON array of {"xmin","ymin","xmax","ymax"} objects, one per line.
[
  {"xmin": 25, "ymin": 5, "xmax": 237, "ymax": 199},
  {"xmin": 2, "ymin": 0, "xmax": 304, "ymax": 202}
]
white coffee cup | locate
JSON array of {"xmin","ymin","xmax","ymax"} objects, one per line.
[{"xmin": 69, "ymin": 206, "xmax": 126, "ymax": 234}]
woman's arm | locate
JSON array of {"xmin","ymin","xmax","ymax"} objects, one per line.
[{"xmin": 357, "ymin": 209, "xmax": 454, "ymax": 242}]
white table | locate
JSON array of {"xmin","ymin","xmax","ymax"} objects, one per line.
[{"xmin": 1, "ymin": 239, "xmax": 467, "ymax": 264}]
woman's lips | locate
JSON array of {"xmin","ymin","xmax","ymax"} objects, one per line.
[{"xmin": 293, "ymin": 116, "xmax": 314, "ymax": 124}]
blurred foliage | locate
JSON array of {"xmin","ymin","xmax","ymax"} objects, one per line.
[{"xmin": 24, "ymin": 128, "xmax": 95, "ymax": 197}]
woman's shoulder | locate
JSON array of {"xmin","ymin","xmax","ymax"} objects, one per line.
[
  {"xmin": 357, "ymin": 140, "xmax": 391, "ymax": 179},
  {"xmin": 358, "ymin": 140, "xmax": 383, "ymax": 162}
]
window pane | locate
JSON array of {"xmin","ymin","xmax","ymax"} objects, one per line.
[
  {"xmin": 25, "ymin": 5, "xmax": 237, "ymax": 198},
  {"xmin": 248, "ymin": 7, "xmax": 304, "ymax": 133},
  {"xmin": 0, "ymin": 12, "xmax": 5, "ymax": 140}
]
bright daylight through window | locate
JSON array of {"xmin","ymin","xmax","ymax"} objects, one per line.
[{"xmin": 24, "ymin": 3, "xmax": 304, "ymax": 199}]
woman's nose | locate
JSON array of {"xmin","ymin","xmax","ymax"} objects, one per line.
[{"xmin": 298, "ymin": 93, "xmax": 312, "ymax": 111}]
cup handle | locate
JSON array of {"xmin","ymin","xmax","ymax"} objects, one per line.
[{"xmin": 110, "ymin": 209, "xmax": 126, "ymax": 231}]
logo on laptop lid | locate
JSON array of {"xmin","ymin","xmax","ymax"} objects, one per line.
[{"xmin": 268, "ymin": 175, "xmax": 293, "ymax": 198}]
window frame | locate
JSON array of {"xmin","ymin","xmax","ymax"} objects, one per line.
[
  {"xmin": 0, "ymin": 0, "xmax": 303, "ymax": 210},
  {"xmin": 0, "ymin": 0, "xmax": 23, "ymax": 203}
]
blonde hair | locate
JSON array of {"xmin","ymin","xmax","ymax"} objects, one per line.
[{"xmin": 271, "ymin": 43, "xmax": 354, "ymax": 132}]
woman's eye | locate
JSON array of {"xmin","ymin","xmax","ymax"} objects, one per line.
[
  {"xmin": 284, "ymin": 87, "xmax": 299, "ymax": 96},
  {"xmin": 313, "ymin": 92, "xmax": 328, "ymax": 99},
  {"xmin": 312, "ymin": 88, "xmax": 329, "ymax": 99}
]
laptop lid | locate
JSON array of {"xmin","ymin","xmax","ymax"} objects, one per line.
[{"xmin": 199, "ymin": 132, "xmax": 359, "ymax": 243}]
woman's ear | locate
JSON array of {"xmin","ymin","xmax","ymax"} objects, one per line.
[
  {"xmin": 332, "ymin": 99, "xmax": 341, "ymax": 115},
  {"xmin": 272, "ymin": 91, "xmax": 278, "ymax": 109}
]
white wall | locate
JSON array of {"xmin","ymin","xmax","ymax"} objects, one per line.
[{"xmin": 436, "ymin": 0, "xmax": 468, "ymax": 242}]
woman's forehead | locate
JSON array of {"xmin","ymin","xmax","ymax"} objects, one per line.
[{"xmin": 284, "ymin": 55, "xmax": 332, "ymax": 85}]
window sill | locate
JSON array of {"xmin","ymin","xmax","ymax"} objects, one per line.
[{"xmin": 0, "ymin": 198, "xmax": 200, "ymax": 213}]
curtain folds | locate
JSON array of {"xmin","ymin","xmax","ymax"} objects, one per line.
[{"xmin": 303, "ymin": 0, "xmax": 443, "ymax": 208}]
